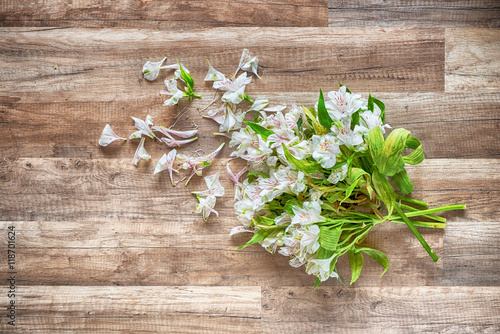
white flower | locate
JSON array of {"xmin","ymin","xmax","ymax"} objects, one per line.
[
  {"xmin": 306, "ymin": 254, "xmax": 339, "ymax": 282},
  {"xmin": 192, "ymin": 169, "xmax": 225, "ymax": 197},
  {"xmin": 154, "ymin": 149, "xmax": 178, "ymax": 186},
  {"xmin": 359, "ymin": 106, "xmax": 391, "ymax": 134},
  {"xmin": 161, "ymin": 79, "xmax": 185, "ymax": 106},
  {"xmin": 142, "ymin": 57, "xmax": 166, "ymax": 81},
  {"xmin": 219, "ymin": 105, "xmax": 247, "ymax": 133},
  {"xmin": 132, "ymin": 137, "xmax": 151, "ymax": 166},
  {"xmin": 204, "ymin": 60, "xmax": 226, "ymax": 82},
  {"xmin": 130, "ymin": 115, "xmax": 156, "ymax": 140},
  {"xmin": 291, "ymin": 201, "xmax": 325, "ymax": 226},
  {"xmin": 226, "ymin": 163, "xmax": 248, "ymax": 186},
  {"xmin": 237, "ymin": 49, "xmax": 260, "ymax": 78},
  {"xmin": 274, "ymin": 212, "xmax": 292, "ymax": 225},
  {"xmin": 203, "ymin": 102, "xmax": 227, "ymax": 125},
  {"xmin": 214, "ymin": 72, "xmax": 252, "ymax": 104},
  {"xmin": 300, "ymin": 225, "xmax": 321, "ymax": 254},
  {"xmin": 326, "ymin": 86, "xmax": 364, "ymax": 121},
  {"xmin": 195, "ymin": 195, "xmax": 218, "ymax": 221},
  {"xmin": 331, "ymin": 121, "xmax": 366, "ymax": 151},
  {"xmin": 176, "ymin": 142, "xmax": 225, "ymax": 185},
  {"xmin": 328, "ymin": 163, "xmax": 348, "ymax": 184},
  {"xmin": 311, "ymin": 134, "xmax": 340, "ymax": 168},
  {"xmin": 98, "ymin": 124, "xmax": 126, "ymax": 146}
]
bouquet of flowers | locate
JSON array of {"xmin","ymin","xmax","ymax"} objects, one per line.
[
  {"xmin": 227, "ymin": 86, "xmax": 465, "ymax": 288},
  {"xmin": 99, "ymin": 50, "xmax": 465, "ymax": 288}
]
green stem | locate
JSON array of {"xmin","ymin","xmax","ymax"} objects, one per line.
[
  {"xmin": 390, "ymin": 219, "xmax": 446, "ymax": 229},
  {"xmin": 400, "ymin": 204, "xmax": 446, "ymax": 223},
  {"xmin": 389, "ymin": 205, "xmax": 466, "ymax": 220},
  {"xmin": 192, "ymin": 93, "xmax": 202, "ymax": 98},
  {"xmin": 394, "ymin": 204, "xmax": 439, "ymax": 262},
  {"xmin": 395, "ymin": 194, "xmax": 428, "ymax": 208}
]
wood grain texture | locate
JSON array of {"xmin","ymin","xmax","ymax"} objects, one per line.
[
  {"xmin": 446, "ymin": 28, "xmax": 500, "ymax": 92},
  {"xmin": 0, "ymin": 7, "xmax": 499, "ymax": 332},
  {"xmin": 0, "ymin": 286, "xmax": 262, "ymax": 333},
  {"xmin": 0, "ymin": 0, "xmax": 328, "ymax": 28},
  {"xmin": 262, "ymin": 286, "xmax": 500, "ymax": 333},
  {"xmin": 329, "ymin": 0, "xmax": 500, "ymax": 28},
  {"xmin": 0, "ymin": 27, "xmax": 445, "ymax": 95}
]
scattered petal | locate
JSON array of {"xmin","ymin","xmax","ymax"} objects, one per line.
[
  {"xmin": 99, "ymin": 124, "xmax": 126, "ymax": 146},
  {"xmin": 142, "ymin": 57, "xmax": 167, "ymax": 81},
  {"xmin": 133, "ymin": 137, "xmax": 151, "ymax": 166}
]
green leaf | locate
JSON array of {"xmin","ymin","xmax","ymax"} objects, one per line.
[
  {"xmin": 379, "ymin": 128, "xmax": 411, "ymax": 176},
  {"xmin": 403, "ymin": 136, "xmax": 425, "ymax": 165},
  {"xmin": 313, "ymin": 277, "xmax": 322, "ymax": 290},
  {"xmin": 368, "ymin": 126, "xmax": 384, "ymax": 167},
  {"xmin": 297, "ymin": 117, "xmax": 303, "ymax": 133},
  {"xmin": 247, "ymin": 171, "xmax": 270, "ymax": 179},
  {"xmin": 350, "ymin": 109, "xmax": 360, "ymax": 130},
  {"xmin": 371, "ymin": 170, "xmax": 396, "ymax": 216},
  {"xmin": 177, "ymin": 61, "xmax": 194, "ymax": 92},
  {"xmin": 317, "ymin": 89, "xmax": 333, "ymax": 129},
  {"xmin": 391, "ymin": 168, "xmax": 413, "ymax": 194},
  {"xmin": 236, "ymin": 228, "xmax": 275, "ymax": 250},
  {"xmin": 284, "ymin": 198, "xmax": 302, "ymax": 215},
  {"xmin": 316, "ymin": 245, "xmax": 335, "ymax": 259},
  {"xmin": 372, "ymin": 97, "xmax": 386, "ymax": 124},
  {"xmin": 394, "ymin": 204, "xmax": 439, "ymax": 262},
  {"xmin": 348, "ymin": 250, "xmax": 364, "ymax": 285},
  {"xmin": 302, "ymin": 106, "xmax": 325, "ymax": 135},
  {"xmin": 282, "ymin": 144, "xmax": 323, "ymax": 174},
  {"xmin": 244, "ymin": 121, "xmax": 274, "ymax": 140},
  {"xmin": 319, "ymin": 227, "xmax": 342, "ymax": 251},
  {"xmin": 356, "ymin": 247, "xmax": 390, "ymax": 276},
  {"xmin": 367, "ymin": 94, "xmax": 374, "ymax": 112}
]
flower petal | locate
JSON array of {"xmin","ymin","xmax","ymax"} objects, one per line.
[
  {"xmin": 160, "ymin": 136, "xmax": 198, "ymax": 147},
  {"xmin": 142, "ymin": 57, "xmax": 166, "ymax": 81},
  {"xmin": 133, "ymin": 137, "xmax": 151, "ymax": 166},
  {"xmin": 99, "ymin": 124, "xmax": 125, "ymax": 146},
  {"xmin": 205, "ymin": 60, "xmax": 226, "ymax": 82}
]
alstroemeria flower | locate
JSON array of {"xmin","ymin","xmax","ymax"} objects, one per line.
[
  {"xmin": 230, "ymin": 226, "xmax": 254, "ymax": 236},
  {"xmin": 154, "ymin": 149, "xmax": 178, "ymax": 185},
  {"xmin": 359, "ymin": 106, "xmax": 391, "ymax": 135},
  {"xmin": 203, "ymin": 102, "xmax": 227, "ymax": 125},
  {"xmin": 192, "ymin": 169, "xmax": 225, "ymax": 197},
  {"xmin": 248, "ymin": 97, "xmax": 269, "ymax": 112},
  {"xmin": 291, "ymin": 201, "xmax": 325, "ymax": 226},
  {"xmin": 205, "ymin": 60, "xmax": 226, "ymax": 82},
  {"xmin": 213, "ymin": 72, "xmax": 252, "ymax": 104},
  {"xmin": 219, "ymin": 105, "xmax": 247, "ymax": 133},
  {"xmin": 331, "ymin": 121, "xmax": 366, "ymax": 151},
  {"xmin": 142, "ymin": 57, "xmax": 167, "ymax": 81},
  {"xmin": 161, "ymin": 79, "xmax": 186, "ymax": 106},
  {"xmin": 328, "ymin": 163, "xmax": 348, "ymax": 184},
  {"xmin": 176, "ymin": 142, "xmax": 225, "ymax": 185},
  {"xmin": 195, "ymin": 195, "xmax": 218, "ymax": 221},
  {"xmin": 311, "ymin": 134, "xmax": 340, "ymax": 168},
  {"xmin": 99, "ymin": 124, "xmax": 126, "ymax": 146},
  {"xmin": 300, "ymin": 225, "xmax": 321, "ymax": 254},
  {"xmin": 132, "ymin": 137, "xmax": 151, "ymax": 166},
  {"xmin": 129, "ymin": 115, "xmax": 157, "ymax": 140},
  {"xmin": 306, "ymin": 254, "xmax": 339, "ymax": 282},
  {"xmin": 237, "ymin": 49, "xmax": 260, "ymax": 78},
  {"xmin": 326, "ymin": 85, "xmax": 364, "ymax": 121}
]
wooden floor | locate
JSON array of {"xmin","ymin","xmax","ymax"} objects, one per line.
[{"xmin": 0, "ymin": 1, "xmax": 499, "ymax": 333}]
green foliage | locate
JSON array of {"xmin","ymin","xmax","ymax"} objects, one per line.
[
  {"xmin": 355, "ymin": 247, "xmax": 390, "ymax": 276},
  {"xmin": 282, "ymin": 144, "xmax": 323, "ymax": 174},
  {"xmin": 317, "ymin": 89, "xmax": 334, "ymax": 129},
  {"xmin": 319, "ymin": 227, "xmax": 342, "ymax": 251},
  {"xmin": 348, "ymin": 250, "xmax": 364, "ymax": 284},
  {"xmin": 243, "ymin": 121, "xmax": 274, "ymax": 140}
]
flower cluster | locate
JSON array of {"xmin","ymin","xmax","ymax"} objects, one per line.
[{"xmin": 99, "ymin": 50, "xmax": 465, "ymax": 287}]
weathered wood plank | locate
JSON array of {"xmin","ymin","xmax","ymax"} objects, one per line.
[
  {"xmin": 0, "ymin": 286, "xmax": 262, "ymax": 333},
  {"xmin": 0, "ymin": 158, "xmax": 495, "ymax": 222},
  {"xmin": 329, "ymin": 0, "xmax": 500, "ymax": 28},
  {"xmin": 0, "ymin": 27, "xmax": 445, "ymax": 95},
  {"xmin": 262, "ymin": 286, "xmax": 500, "ymax": 333},
  {"xmin": 446, "ymin": 28, "xmax": 500, "ymax": 92},
  {"xmin": 0, "ymin": 0, "xmax": 328, "ymax": 28},
  {"xmin": 1, "ymin": 92, "xmax": 498, "ymax": 159}
]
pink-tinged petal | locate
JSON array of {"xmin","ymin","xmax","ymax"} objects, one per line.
[
  {"xmin": 131, "ymin": 116, "xmax": 156, "ymax": 139},
  {"xmin": 227, "ymin": 163, "xmax": 248, "ymax": 185},
  {"xmin": 129, "ymin": 130, "xmax": 142, "ymax": 140},
  {"xmin": 99, "ymin": 124, "xmax": 125, "ymax": 146},
  {"xmin": 263, "ymin": 104, "xmax": 287, "ymax": 113},
  {"xmin": 203, "ymin": 103, "xmax": 227, "ymax": 125},
  {"xmin": 230, "ymin": 226, "xmax": 254, "ymax": 236},
  {"xmin": 160, "ymin": 136, "xmax": 198, "ymax": 147},
  {"xmin": 133, "ymin": 137, "xmax": 151, "ymax": 166},
  {"xmin": 155, "ymin": 150, "xmax": 178, "ymax": 186},
  {"xmin": 153, "ymin": 126, "xmax": 198, "ymax": 139},
  {"xmin": 204, "ymin": 142, "xmax": 225, "ymax": 162}
]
